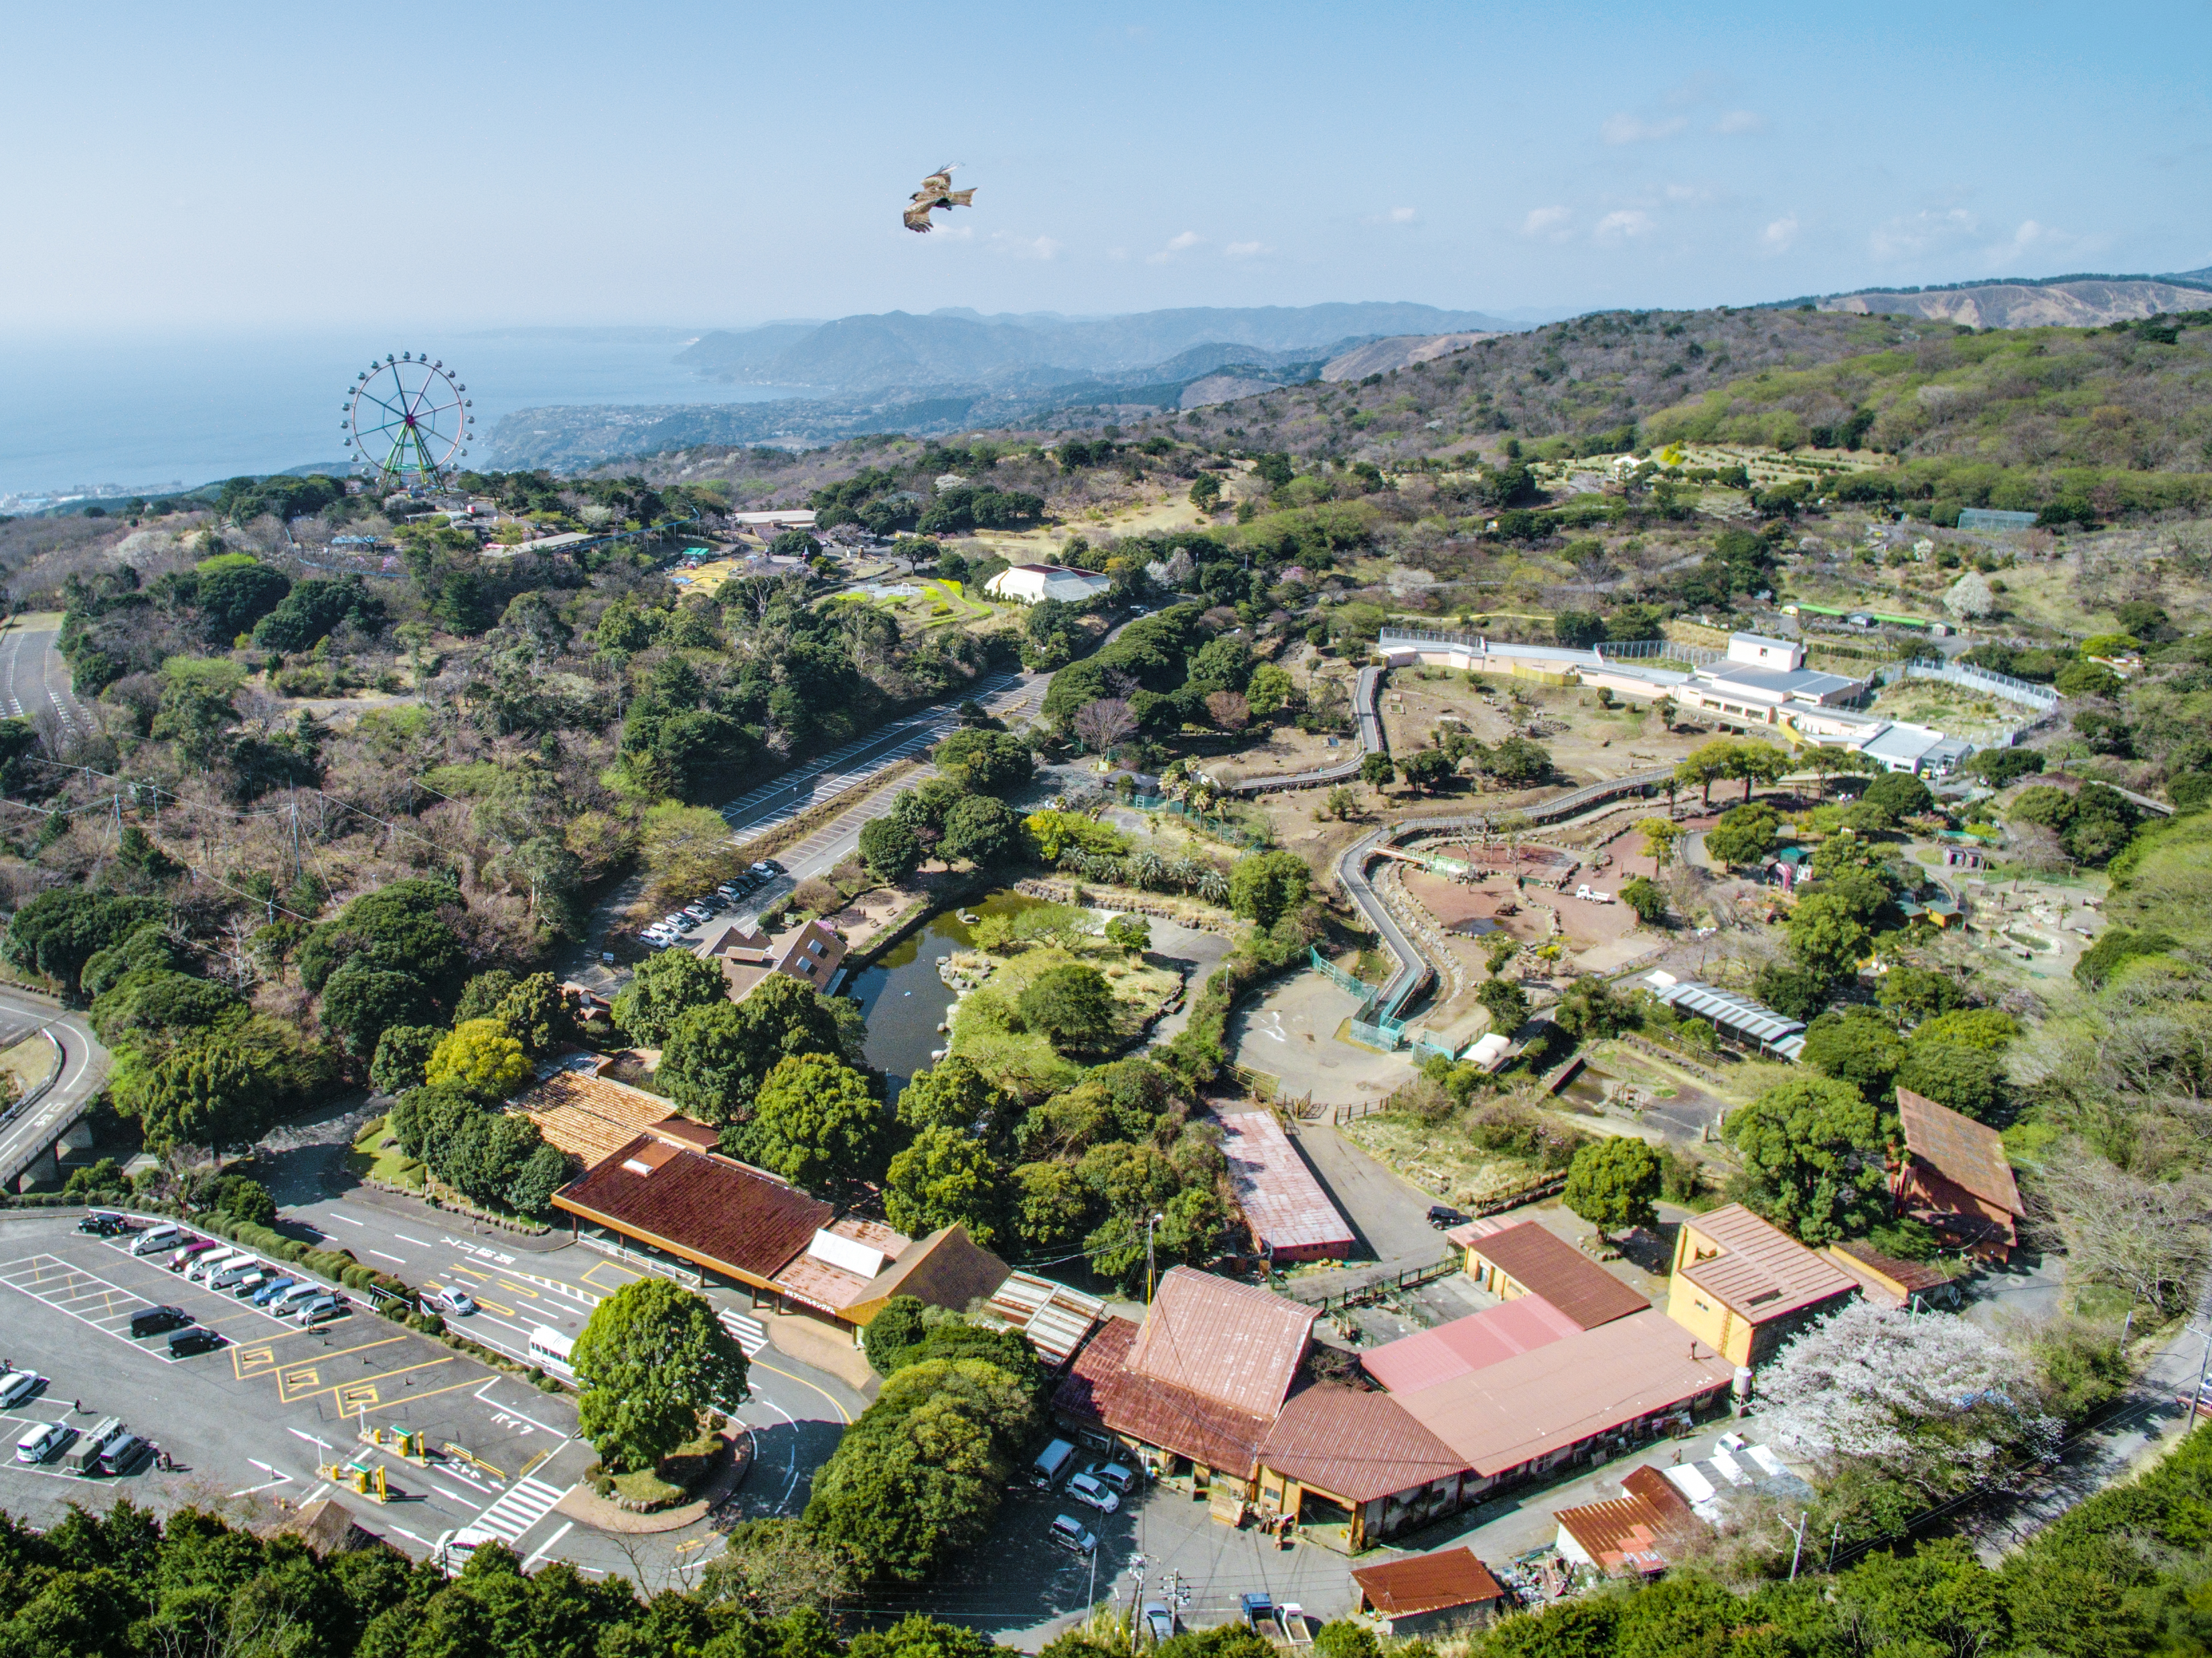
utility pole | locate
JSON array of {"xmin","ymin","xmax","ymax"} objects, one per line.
[
  {"xmin": 1146, "ymin": 1211, "xmax": 1165, "ymax": 1304},
  {"xmin": 2189, "ymin": 1275, "xmax": 2212, "ymax": 1432},
  {"xmin": 1788, "ymin": 1511, "xmax": 1808, "ymax": 1580}
]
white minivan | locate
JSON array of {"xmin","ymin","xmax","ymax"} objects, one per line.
[
  {"xmin": 189, "ymin": 1250, "xmax": 252, "ymax": 1284},
  {"xmin": 15, "ymin": 1421, "xmax": 70, "ymax": 1464},
  {"xmin": 208, "ymin": 1259, "xmax": 263, "ymax": 1292},
  {"xmin": 271, "ymin": 1282, "xmax": 324, "ymax": 1314},
  {"xmin": 132, "ymin": 1223, "xmax": 183, "ymax": 1256}
]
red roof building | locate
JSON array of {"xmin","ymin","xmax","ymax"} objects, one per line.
[
  {"xmin": 1350, "ymin": 1547, "xmax": 1510, "ymax": 1635},
  {"xmin": 1552, "ymin": 1465, "xmax": 1707, "ymax": 1578},
  {"xmin": 1447, "ymin": 1219, "xmax": 1651, "ymax": 1329},
  {"xmin": 1893, "ymin": 1087, "xmax": 2024, "ymax": 1261},
  {"xmin": 1214, "ymin": 1110, "xmax": 1354, "ymax": 1263},
  {"xmin": 1360, "ymin": 1294, "xmax": 1582, "ymax": 1394}
]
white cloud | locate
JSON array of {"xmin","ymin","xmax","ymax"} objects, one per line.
[
  {"xmin": 1224, "ymin": 240, "xmax": 1271, "ymax": 258},
  {"xmin": 1602, "ymin": 112, "xmax": 1687, "ymax": 145},
  {"xmin": 1663, "ymin": 182, "xmax": 1716, "ymax": 204},
  {"xmin": 1594, "ymin": 209, "xmax": 1656, "ymax": 243},
  {"xmin": 1870, "ymin": 207, "xmax": 1978, "ymax": 260},
  {"xmin": 924, "ymin": 224, "xmax": 975, "ymax": 242},
  {"xmin": 1147, "ymin": 230, "xmax": 1202, "ymax": 264},
  {"xmin": 992, "ymin": 232, "xmax": 1061, "ymax": 260},
  {"xmin": 1521, "ymin": 205, "xmax": 1573, "ymax": 240},
  {"xmin": 1761, "ymin": 214, "xmax": 1800, "ymax": 254},
  {"xmin": 1389, "ymin": 206, "xmax": 1417, "ymax": 223},
  {"xmin": 1715, "ymin": 110, "xmax": 1768, "ymax": 134}
]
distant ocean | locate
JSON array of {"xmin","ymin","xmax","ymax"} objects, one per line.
[{"xmin": 0, "ymin": 328, "xmax": 791, "ymax": 503}]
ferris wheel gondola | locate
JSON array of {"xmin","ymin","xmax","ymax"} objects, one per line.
[{"xmin": 340, "ymin": 353, "xmax": 474, "ymax": 489}]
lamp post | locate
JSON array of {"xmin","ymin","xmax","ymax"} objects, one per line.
[{"xmin": 1146, "ymin": 1211, "xmax": 1165, "ymax": 1304}]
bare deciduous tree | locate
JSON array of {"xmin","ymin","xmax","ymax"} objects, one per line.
[
  {"xmin": 1070, "ymin": 697, "xmax": 1136, "ymax": 755},
  {"xmin": 2036, "ymin": 1148, "xmax": 2212, "ymax": 1314}
]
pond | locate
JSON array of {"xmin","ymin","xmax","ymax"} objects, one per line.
[{"xmin": 839, "ymin": 889, "xmax": 1058, "ymax": 1101}]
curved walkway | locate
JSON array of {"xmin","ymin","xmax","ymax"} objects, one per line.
[{"xmin": 1218, "ymin": 664, "xmax": 1384, "ymax": 795}]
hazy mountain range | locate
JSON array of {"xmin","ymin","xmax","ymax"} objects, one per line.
[{"xmin": 1786, "ymin": 267, "xmax": 2212, "ymax": 329}]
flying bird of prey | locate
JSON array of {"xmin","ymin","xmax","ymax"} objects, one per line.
[{"xmin": 903, "ymin": 165, "xmax": 976, "ymax": 233}]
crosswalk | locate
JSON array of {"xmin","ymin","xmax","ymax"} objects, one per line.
[
  {"xmin": 720, "ymin": 1308, "xmax": 768, "ymax": 1357},
  {"xmin": 465, "ymin": 1475, "xmax": 567, "ymax": 1544}
]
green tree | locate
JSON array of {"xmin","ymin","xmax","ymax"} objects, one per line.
[
  {"xmin": 1359, "ymin": 752, "xmax": 1395, "ymax": 789},
  {"xmin": 743, "ymin": 1055, "xmax": 886, "ymax": 1192},
  {"xmin": 1864, "ymin": 770, "xmax": 1935, "ymax": 820},
  {"xmin": 131, "ymin": 1036, "xmax": 266, "ymax": 1154},
  {"xmin": 1188, "ymin": 472, "xmax": 1222, "ymax": 511},
  {"xmin": 1400, "ymin": 748, "xmax": 1455, "ymax": 793},
  {"xmin": 572, "ymin": 1278, "xmax": 749, "ymax": 1473},
  {"xmin": 932, "ymin": 730, "xmax": 1034, "ymax": 796},
  {"xmin": 1018, "ymin": 964, "xmax": 1119, "ymax": 1053},
  {"xmin": 1788, "ymin": 891, "xmax": 1874, "ymax": 981},
  {"xmin": 1478, "ymin": 976, "xmax": 1529, "ymax": 1033},
  {"xmin": 369, "ymin": 1023, "xmax": 442, "ymax": 1096},
  {"xmin": 491, "ymin": 972, "xmax": 572, "ymax": 1055},
  {"xmin": 1801, "ymin": 1007, "xmax": 1907, "ymax": 1104},
  {"xmin": 1636, "ymin": 816, "xmax": 1680, "ymax": 875},
  {"xmin": 1228, "ymin": 850, "xmax": 1312, "ymax": 929},
  {"xmin": 1619, "ymin": 876, "xmax": 1668, "ymax": 924},
  {"xmin": 612, "ymin": 947, "xmax": 727, "ymax": 1045},
  {"xmin": 1723, "ymin": 1075, "xmax": 1887, "ymax": 1242},
  {"xmin": 1704, "ymin": 802, "xmax": 1781, "ymax": 869},
  {"xmin": 1676, "ymin": 743, "xmax": 1731, "ymax": 808},
  {"xmin": 424, "ymin": 1018, "xmax": 532, "ymax": 1103},
  {"xmin": 939, "ymin": 796, "xmax": 1022, "ymax": 866},
  {"xmin": 863, "ymin": 1296, "xmax": 932, "ymax": 1375},
  {"xmin": 896, "ymin": 1055, "xmax": 1015, "ymax": 1139},
  {"xmin": 1010, "ymin": 1160, "xmax": 1095, "ymax": 1252},
  {"xmin": 1563, "ymin": 1136, "xmax": 1663, "ymax": 1238},
  {"xmin": 318, "ymin": 960, "xmax": 436, "ymax": 1059},
  {"xmin": 1246, "ymin": 662, "xmax": 1295, "ymax": 721},
  {"xmin": 3, "ymin": 891, "xmax": 163, "ymax": 999},
  {"xmin": 884, "ymin": 1126, "xmax": 1008, "ymax": 1248},
  {"xmin": 859, "ymin": 816, "xmax": 923, "ymax": 885},
  {"xmin": 1725, "ymin": 741, "xmax": 1790, "ymax": 804},
  {"xmin": 1553, "ymin": 610, "xmax": 1607, "ymax": 650},
  {"xmin": 1897, "ymin": 1039, "xmax": 2008, "ymax": 1121},
  {"xmin": 296, "ymin": 879, "xmax": 467, "ymax": 1004},
  {"xmin": 453, "ymin": 969, "xmax": 521, "ymax": 1025},
  {"xmin": 1104, "ymin": 914, "xmax": 1151, "ymax": 956}
]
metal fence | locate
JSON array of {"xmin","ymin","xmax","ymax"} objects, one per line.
[
  {"xmin": 1595, "ymin": 637, "xmax": 1725, "ymax": 668},
  {"xmin": 1896, "ymin": 658, "xmax": 2059, "ymax": 710}
]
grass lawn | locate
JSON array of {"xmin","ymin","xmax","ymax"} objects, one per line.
[
  {"xmin": 351, "ymin": 1120, "xmax": 424, "ymax": 1189},
  {"xmin": 949, "ymin": 939, "xmax": 1184, "ymax": 1100},
  {"xmin": 0, "ymin": 1033, "xmax": 54, "ymax": 1103},
  {"xmin": 1341, "ymin": 1111, "xmax": 1555, "ymax": 1209}
]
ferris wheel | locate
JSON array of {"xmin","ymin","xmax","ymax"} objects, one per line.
[{"xmin": 341, "ymin": 353, "xmax": 474, "ymax": 489}]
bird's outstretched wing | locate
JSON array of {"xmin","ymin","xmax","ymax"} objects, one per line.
[
  {"xmin": 902, "ymin": 203, "xmax": 935, "ymax": 233},
  {"xmin": 917, "ymin": 170, "xmax": 953, "ymax": 196}
]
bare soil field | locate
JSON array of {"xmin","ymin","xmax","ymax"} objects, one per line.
[{"xmin": 1202, "ymin": 723, "xmax": 1354, "ymax": 786}]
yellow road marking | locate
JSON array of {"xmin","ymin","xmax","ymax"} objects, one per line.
[
  {"xmin": 494, "ymin": 1279, "xmax": 539, "ymax": 1298},
  {"xmin": 287, "ymin": 1353, "xmax": 460, "ymax": 1408},
  {"xmin": 476, "ymin": 1298, "xmax": 517, "ymax": 1318},
  {"xmin": 339, "ymin": 1383, "xmax": 381, "ymax": 1410},
  {"xmin": 349, "ymin": 1373, "xmax": 482, "ymax": 1415},
  {"xmin": 753, "ymin": 1359, "xmax": 852, "ymax": 1426},
  {"xmin": 580, "ymin": 1260, "xmax": 644, "ymax": 1292},
  {"xmin": 450, "ymin": 1264, "xmax": 491, "ymax": 1282},
  {"xmin": 281, "ymin": 1367, "xmax": 321, "ymax": 1392}
]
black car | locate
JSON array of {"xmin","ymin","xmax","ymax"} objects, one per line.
[
  {"xmin": 1427, "ymin": 1205, "xmax": 1468, "ymax": 1228},
  {"xmin": 167, "ymin": 1326, "xmax": 222, "ymax": 1357},
  {"xmin": 76, "ymin": 1213, "xmax": 129, "ymax": 1235},
  {"xmin": 131, "ymin": 1306, "xmax": 191, "ymax": 1338}
]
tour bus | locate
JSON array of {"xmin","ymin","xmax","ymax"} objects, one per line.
[{"xmin": 528, "ymin": 1326, "xmax": 575, "ymax": 1379}]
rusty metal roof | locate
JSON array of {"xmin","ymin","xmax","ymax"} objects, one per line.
[
  {"xmin": 1126, "ymin": 1267, "xmax": 1315, "ymax": 1420},
  {"xmin": 1361, "ymin": 1294, "xmax": 1583, "ymax": 1393},
  {"xmin": 1462, "ymin": 1222, "xmax": 1651, "ymax": 1330},
  {"xmin": 1897, "ymin": 1087, "xmax": 2024, "ymax": 1217},
  {"xmin": 1351, "ymin": 1548, "xmax": 1508, "ymax": 1617},
  {"xmin": 1553, "ymin": 1465, "xmax": 1705, "ymax": 1576},
  {"xmin": 553, "ymin": 1134, "xmax": 832, "ymax": 1286},
  {"xmin": 985, "ymin": 1271, "xmax": 1107, "ymax": 1367},
  {"xmin": 1676, "ymin": 1204, "xmax": 1859, "ymax": 1325},
  {"xmin": 1056, "ymin": 1316, "xmax": 1273, "ymax": 1479},
  {"xmin": 1213, "ymin": 1110, "xmax": 1355, "ymax": 1256},
  {"xmin": 514, "ymin": 1071, "xmax": 693, "ymax": 1166},
  {"xmin": 1259, "ymin": 1382, "xmax": 1469, "ymax": 1503}
]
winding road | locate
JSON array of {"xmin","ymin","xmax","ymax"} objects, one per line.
[
  {"xmin": 0, "ymin": 993, "xmax": 110, "ymax": 1191},
  {"xmin": 0, "ymin": 613, "xmax": 96, "ymax": 740}
]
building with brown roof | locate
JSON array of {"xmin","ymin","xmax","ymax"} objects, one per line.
[
  {"xmin": 1666, "ymin": 1203, "xmax": 1858, "ymax": 1369},
  {"xmin": 1552, "ymin": 1464, "xmax": 1707, "ymax": 1578},
  {"xmin": 696, "ymin": 917, "xmax": 846, "ymax": 1002},
  {"xmin": 1377, "ymin": 1309, "xmax": 1735, "ymax": 1489},
  {"xmin": 513, "ymin": 1069, "xmax": 703, "ymax": 1166},
  {"xmin": 1214, "ymin": 1110, "xmax": 1354, "ymax": 1264},
  {"xmin": 1127, "ymin": 1266, "xmax": 1316, "ymax": 1419},
  {"xmin": 1448, "ymin": 1219, "xmax": 1651, "ymax": 1330},
  {"xmin": 1360, "ymin": 1294, "xmax": 1581, "ymax": 1394},
  {"xmin": 1822, "ymin": 1237, "xmax": 1962, "ymax": 1311},
  {"xmin": 1893, "ymin": 1087, "xmax": 2024, "ymax": 1261},
  {"xmin": 1350, "ymin": 1547, "xmax": 1510, "ymax": 1635}
]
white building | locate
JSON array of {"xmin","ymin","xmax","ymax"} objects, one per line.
[{"xmin": 986, "ymin": 564, "xmax": 1113, "ymax": 605}]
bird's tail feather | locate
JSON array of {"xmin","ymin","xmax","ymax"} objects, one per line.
[{"xmin": 947, "ymin": 189, "xmax": 977, "ymax": 206}]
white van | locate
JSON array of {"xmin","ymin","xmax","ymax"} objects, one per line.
[
  {"xmin": 433, "ymin": 1527, "xmax": 495, "ymax": 1576},
  {"xmin": 132, "ymin": 1223, "xmax": 183, "ymax": 1256},
  {"xmin": 208, "ymin": 1259, "xmax": 262, "ymax": 1292},
  {"xmin": 15, "ymin": 1421, "xmax": 70, "ymax": 1464},
  {"xmin": 188, "ymin": 1250, "xmax": 252, "ymax": 1284},
  {"xmin": 271, "ymin": 1282, "xmax": 323, "ymax": 1314},
  {"xmin": 294, "ymin": 1294, "xmax": 343, "ymax": 1325}
]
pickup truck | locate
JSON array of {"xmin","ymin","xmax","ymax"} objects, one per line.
[
  {"xmin": 1574, "ymin": 884, "xmax": 1615, "ymax": 903},
  {"xmin": 1278, "ymin": 1605, "xmax": 1313, "ymax": 1646},
  {"xmin": 1241, "ymin": 1594, "xmax": 1283, "ymax": 1639}
]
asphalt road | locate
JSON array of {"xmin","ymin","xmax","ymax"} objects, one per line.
[
  {"xmin": 0, "ymin": 992, "xmax": 111, "ymax": 1190},
  {"xmin": 0, "ymin": 613, "xmax": 95, "ymax": 741}
]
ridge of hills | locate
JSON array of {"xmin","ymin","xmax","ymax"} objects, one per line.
[{"xmin": 1780, "ymin": 269, "xmax": 2212, "ymax": 329}]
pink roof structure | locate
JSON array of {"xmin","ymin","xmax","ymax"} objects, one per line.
[
  {"xmin": 1214, "ymin": 1110, "xmax": 1354, "ymax": 1262},
  {"xmin": 1360, "ymin": 1294, "xmax": 1583, "ymax": 1393}
]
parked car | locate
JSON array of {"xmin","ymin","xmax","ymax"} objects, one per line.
[
  {"xmin": 682, "ymin": 905, "xmax": 713, "ymax": 924},
  {"xmin": 229, "ymin": 1270, "xmax": 270, "ymax": 1298},
  {"xmin": 270, "ymin": 1283, "xmax": 323, "ymax": 1315},
  {"xmin": 14, "ymin": 1421, "xmax": 71, "ymax": 1464},
  {"xmin": 295, "ymin": 1295, "xmax": 345, "ymax": 1325},
  {"xmin": 168, "ymin": 1239, "xmax": 219, "ymax": 1271},
  {"xmin": 1427, "ymin": 1204, "xmax": 1468, "ymax": 1228},
  {"xmin": 129, "ymin": 1306, "xmax": 191, "ymax": 1337},
  {"xmin": 1047, "ymin": 1515, "xmax": 1097, "ymax": 1556},
  {"xmin": 422, "ymin": 1287, "xmax": 477, "ymax": 1316},
  {"xmin": 751, "ymin": 860, "xmax": 782, "ymax": 876},
  {"xmin": 76, "ymin": 1212, "xmax": 128, "ymax": 1235},
  {"xmin": 1143, "ymin": 1605, "xmax": 1175, "ymax": 1644},
  {"xmin": 132, "ymin": 1223, "xmax": 183, "ymax": 1256},
  {"xmin": 1088, "ymin": 1460, "xmax": 1137, "ymax": 1496},
  {"xmin": 0, "ymin": 1371, "xmax": 42, "ymax": 1409},
  {"xmin": 716, "ymin": 883, "xmax": 744, "ymax": 901},
  {"xmin": 95, "ymin": 1432, "xmax": 147, "ymax": 1476},
  {"xmin": 167, "ymin": 1327, "xmax": 223, "ymax": 1357},
  {"xmin": 1066, "ymin": 1471, "xmax": 1119, "ymax": 1514},
  {"xmin": 1574, "ymin": 885, "xmax": 1615, "ymax": 904},
  {"xmin": 250, "ymin": 1277, "xmax": 299, "ymax": 1306},
  {"xmin": 208, "ymin": 1259, "xmax": 262, "ymax": 1292}
]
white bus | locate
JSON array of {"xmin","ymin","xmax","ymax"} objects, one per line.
[{"xmin": 527, "ymin": 1326, "xmax": 574, "ymax": 1378}]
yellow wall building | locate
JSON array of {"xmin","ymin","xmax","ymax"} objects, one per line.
[{"xmin": 1666, "ymin": 1204, "xmax": 1858, "ymax": 1369}]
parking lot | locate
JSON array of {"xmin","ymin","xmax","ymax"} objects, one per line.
[{"xmin": 0, "ymin": 1213, "xmax": 591, "ymax": 1566}]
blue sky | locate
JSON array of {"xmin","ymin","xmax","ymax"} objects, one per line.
[{"xmin": 5, "ymin": 0, "xmax": 2207, "ymax": 332}]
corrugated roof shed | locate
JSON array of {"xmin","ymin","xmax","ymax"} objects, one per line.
[
  {"xmin": 1127, "ymin": 1266, "xmax": 1315, "ymax": 1420},
  {"xmin": 985, "ymin": 1271, "xmax": 1106, "ymax": 1367},
  {"xmin": 1056, "ymin": 1315, "xmax": 1273, "ymax": 1478},
  {"xmin": 1822, "ymin": 1237, "xmax": 1955, "ymax": 1307},
  {"xmin": 1362, "ymin": 1294, "xmax": 1583, "ymax": 1393},
  {"xmin": 552, "ymin": 1134, "xmax": 832, "ymax": 1286},
  {"xmin": 1387, "ymin": 1310, "xmax": 1735, "ymax": 1477},
  {"xmin": 1553, "ymin": 1464, "xmax": 1705, "ymax": 1575},
  {"xmin": 1676, "ymin": 1204, "xmax": 1858, "ymax": 1325},
  {"xmin": 1214, "ymin": 1110, "xmax": 1355, "ymax": 1259},
  {"xmin": 846, "ymin": 1225, "xmax": 1012, "ymax": 1325},
  {"xmin": 1351, "ymin": 1548, "xmax": 1508, "ymax": 1618},
  {"xmin": 1461, "ymin": 1222, "xmax": 1651, "ymax": 1331},
  {"xmin": 1258, "ymin": 1382, "xmax": 1468, "ymax": 1503},
  {"xmin": 1897, "ymin": 1088, "xmax": 2024, "ymax": 1217},
  {"xmin": 1642, "ymin": 975, "xmax": 1806, "ymax": 1061}
]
